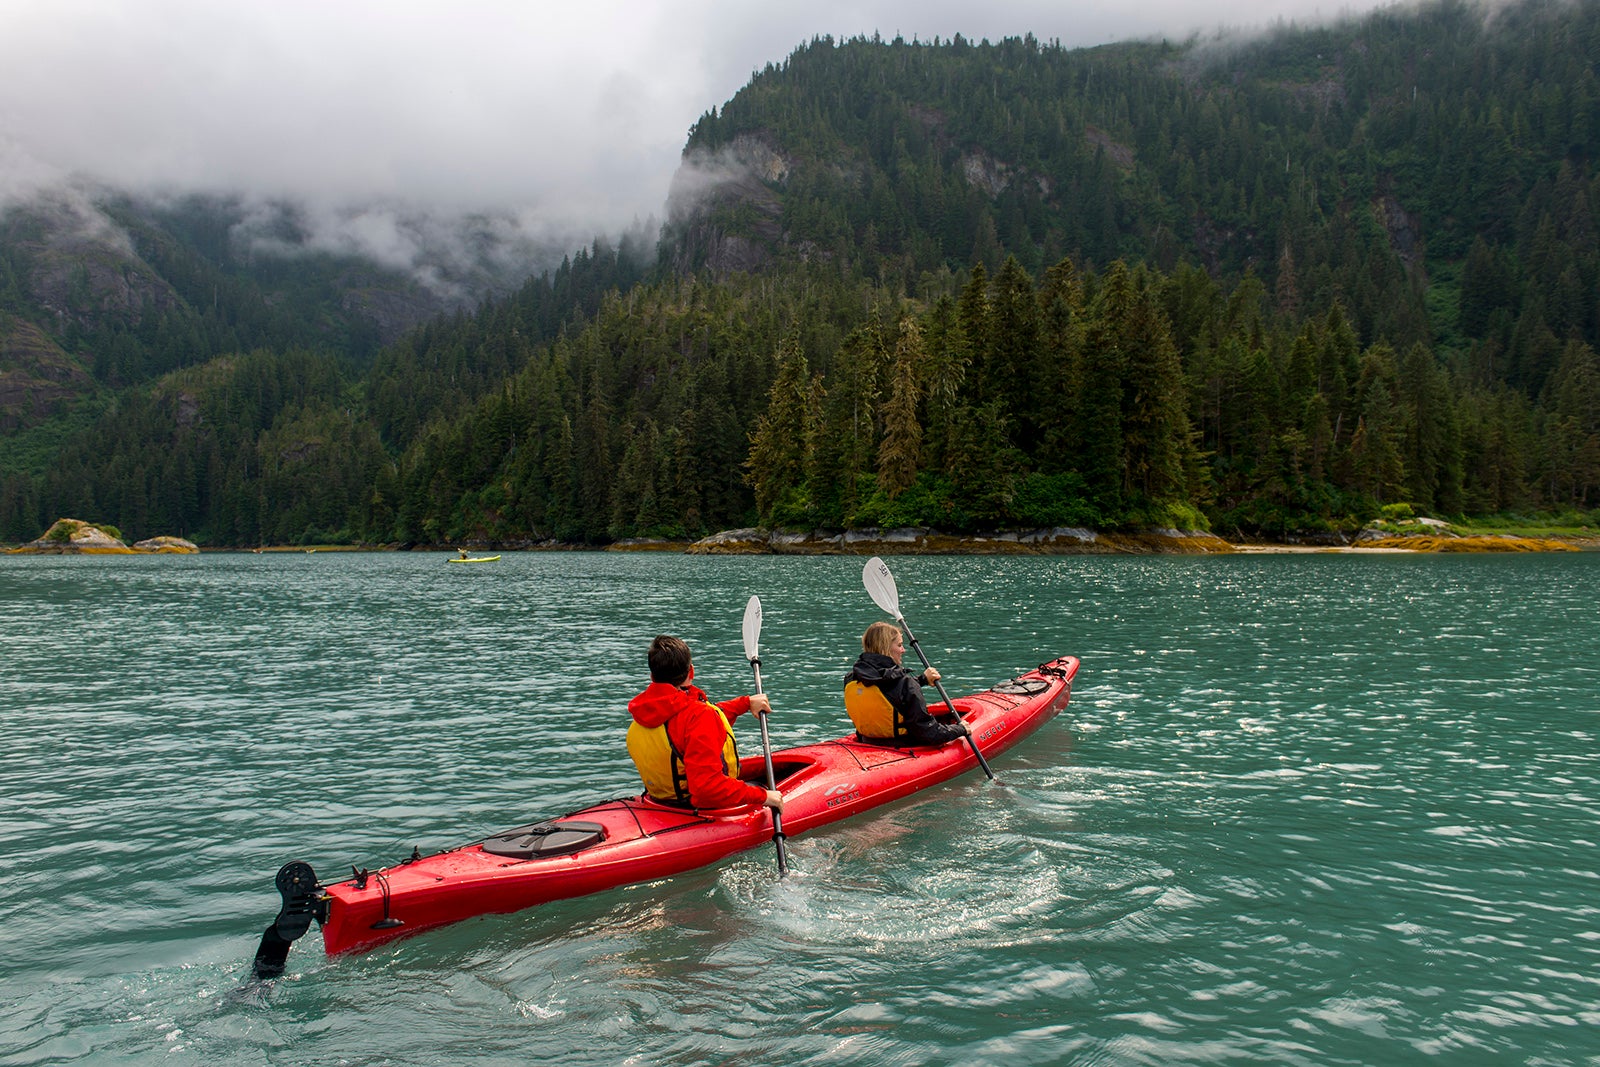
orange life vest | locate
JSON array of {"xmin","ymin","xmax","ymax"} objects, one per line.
[
  {"xmin": 844, "ymin": 679, "xmax": 904, "ymax": 741},
  {"xmin": 627, "ymin": 703, "xmax": 740, "ymax": 805}
]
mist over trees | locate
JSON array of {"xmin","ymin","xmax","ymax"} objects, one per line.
[{"xmin": 2, "ymin": 0, "xmax": 1598, "ymax": 546}]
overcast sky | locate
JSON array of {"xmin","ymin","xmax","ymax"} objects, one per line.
[{"xmin": 0, "ymin": 0, "xmax": 1401, "ymax": 276}]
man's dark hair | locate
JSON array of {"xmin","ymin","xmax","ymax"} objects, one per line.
[{"xmin": 648, "ymin": 635, "xmax": 692, "ymax": 684}]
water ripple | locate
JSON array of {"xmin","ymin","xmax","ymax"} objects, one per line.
[{"xmin": 2, "ymin": 551, "xmax": 1597, "ymax": 1065}]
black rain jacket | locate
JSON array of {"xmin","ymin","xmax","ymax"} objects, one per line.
[{"xmin": 845, "ymin": 651, "xmax": 967, "ymax": 746}]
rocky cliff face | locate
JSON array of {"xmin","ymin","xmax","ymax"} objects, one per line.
[
  {"xmin": 7, "ymin": 195, "xmax": 185, "ymax": 333},
  {"xmin": 664, "ymin": 134, "xmax": 792, "ymax": 277},
  {"xmin": 0, "ymin": 319, "xmax": 97, "ymax": 432},
  {"xmin": 340, "ymin": 283, "xmax": 451, "ymax": 346}
]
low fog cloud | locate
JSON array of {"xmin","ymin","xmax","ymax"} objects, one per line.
[
  {"xmin": 0, "ymin": 0, "xmax": 1400, "ymax": 290},
  {"xmin": 229, "ymin": 199, "xmax": 610, "ymax": 303}
]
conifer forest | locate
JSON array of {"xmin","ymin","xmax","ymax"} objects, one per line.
[{"xmin": 1, "ymin": 0, "xmax": 1597, "ymax": 546}]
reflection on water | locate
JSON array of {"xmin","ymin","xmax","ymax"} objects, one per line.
[{"xmin": 1, "ymin": 550, "xmax": 1597, "ymax": 1065}]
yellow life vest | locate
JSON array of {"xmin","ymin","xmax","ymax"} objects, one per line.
[
  {"xmin": 844, "ymin": 679, "xmax": 903, "ymax": 741},
  {"xmin": 627, "ymin": 703, "xmax": 740, "ymax": 806}
]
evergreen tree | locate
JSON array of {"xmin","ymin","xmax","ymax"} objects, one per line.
[
  {"xmin": 918, "ymin": 294, "xmax": 969, "ymax": 473},
  {"xmin": 988, "ymin": 256, "xmax": 1045, "ymax": 453},
  {"xmin": 1078, "ymin": 262, "xmax": 1133, "ymax": 514},
  {"xmin": 957, "ymin": 264, "xmax": 992, "ymax": 402},
  {"xmin": 1397, "ymin": 342, "xmax": 1465, "ymax": 514},
  {"xmin": 1540, "ymin": 339, "xmax": 1600, "ymax": 507},
  {"xmin": 1119, "ymin": 265, "xmax": 1194, "ymax": 507},
  {"xmin": 1036, "ymin": 257, "xmax": 1087, "ymax": 472},
  {"xmin": 746, "ymin": 338, "xmax": 813, "ymax": 522},
  {"xmin": 1347, "ymin": 344, "xmax": 1409, "ymax": 506},
  {"xmin": 877, "ymin": 314, "xmax": 925, "ymax": 497}
]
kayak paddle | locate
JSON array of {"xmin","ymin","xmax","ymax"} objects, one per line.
[
  {"xmin": 742, "ymin": 594, "xmax": 790, "ymax": 874},
  {"xmin": 862, "ymin": 556, "xmax": 996, "ymax": 781}
]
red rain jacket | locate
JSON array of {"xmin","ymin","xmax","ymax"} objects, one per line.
[{"xmin": 627, "ymin": 681, "xmax": 767, "ymax": 810}]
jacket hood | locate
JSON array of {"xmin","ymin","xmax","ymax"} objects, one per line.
[
  {"xmin": 629, "ymin": 680, "xmax": 709, "ymax": 728},
  {"xmin": 847, "ymin": 651, "xmax": 902, "ymax": 685}
]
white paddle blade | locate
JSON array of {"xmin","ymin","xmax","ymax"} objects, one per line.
[
  {"xmin": 742, "ymin": 595, "xmax": 763, "ymax": 662},
  {"xmin": 863, "ymin": 556, "xmax": 902, "ymax": 619}
]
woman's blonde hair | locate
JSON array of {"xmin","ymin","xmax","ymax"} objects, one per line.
[{"xmin": 862, "ymin": 620, "xmax": 902, "ymax": 655}]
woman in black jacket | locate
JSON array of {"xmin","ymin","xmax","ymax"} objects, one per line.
[{"xmin": 844, "ymin": 621, "xmax": 970, "ymax": 747}]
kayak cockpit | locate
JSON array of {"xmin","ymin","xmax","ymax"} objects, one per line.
[{"xmin": 736, "ymin": 754, "xmax": 821, "ymax": 793}]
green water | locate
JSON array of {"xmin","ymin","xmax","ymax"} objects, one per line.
[{"xmin": 2, "ymin": 551, "xmax": 1597, "ymax": 1065}]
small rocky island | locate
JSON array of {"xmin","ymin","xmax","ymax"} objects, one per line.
[{"xmin": 8, "ymin": 518, "xmax": 199, "ymax": 554}]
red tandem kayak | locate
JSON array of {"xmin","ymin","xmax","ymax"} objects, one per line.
[{"xmin": 252, "ymin": 654, "xmax": 1079, "ymax": 974}]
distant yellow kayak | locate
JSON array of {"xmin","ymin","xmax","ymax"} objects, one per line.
[{"xmin": 448, "ymin": 555, "xmax": 500, "ymax": 564}]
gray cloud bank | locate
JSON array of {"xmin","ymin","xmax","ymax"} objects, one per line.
[{"xmin": 0, "ymin": 0, "xmax": 1399, "ymax": 292}]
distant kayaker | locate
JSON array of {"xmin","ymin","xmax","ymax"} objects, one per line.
[
  {"xmin": 845, "ymin": 621, "xmax": 971, "ymax": 747},
  {"xmin": 627, "ymin": 635, "xmax": 785, "ymax": 813},
  {"xmin": 457, "ymin": 548, "xmax": 470, "ymax": 559}
]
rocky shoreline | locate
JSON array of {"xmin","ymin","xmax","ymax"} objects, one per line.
[
  {"xmin": 662, "ymin": 525, "xmax": 1592, "ymax": 555},
  {"xmin": 6, "ymin": 519, "xmax": 1593, "ymax": 556},
  {"xmin": 675, "ymin": 526, "xmax": 1237, "ymax": 555}
]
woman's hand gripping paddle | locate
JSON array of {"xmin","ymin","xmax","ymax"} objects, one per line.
[
  {"xmin": 742, "ymin": 595, "xmax": 790, "ymax": 875},
  {"xmin": 862, "ymin": 557, "xmax": 996, "ymax": 781}
]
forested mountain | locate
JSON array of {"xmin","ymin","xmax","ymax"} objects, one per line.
[
  {"xmin": 0, "ymin": 194, "xmax": 443, "ymax": 399},
  {"xmin": 3, "ymin": 0, "xmax": 1597, "ymax": 546}
]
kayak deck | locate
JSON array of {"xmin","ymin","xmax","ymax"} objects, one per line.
[{"xmin": 281, "ymin": 655, "xmax": 1079, "ymax": 959}]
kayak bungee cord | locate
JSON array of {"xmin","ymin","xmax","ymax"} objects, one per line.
[
  {"xmin": 594, "ymin": 796, "xmax": 712, "ymax": 838},
  {"xmin": 372, "ymin": 873, "xmax": 402, "ymax": 930}
]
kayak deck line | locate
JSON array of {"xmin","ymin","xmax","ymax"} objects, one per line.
[{"xmin": 250, "ymin": 654, "xmax": 1078, "ymax": 977}]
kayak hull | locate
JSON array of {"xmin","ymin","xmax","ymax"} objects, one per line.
[
  {"xmin": 447, "ymin": 555, "xmax": 500, "ymax": 563},
  {"xmin": 316, "ymin": 654, "xmax": 1079, "ymax": 955}
]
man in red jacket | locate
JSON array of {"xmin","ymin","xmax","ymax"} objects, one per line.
[{"xmin": 627, "ymin": 635, "xmax": 785, "ymax": 813}]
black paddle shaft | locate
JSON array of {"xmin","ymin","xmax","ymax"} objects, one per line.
[
  {"xmin": 749, "ymin": 658, "xmax": 790, "ymax": 874},
  {"xmin": 900, "ymin": 623, "xmax": 997, "ymax": 781}
]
